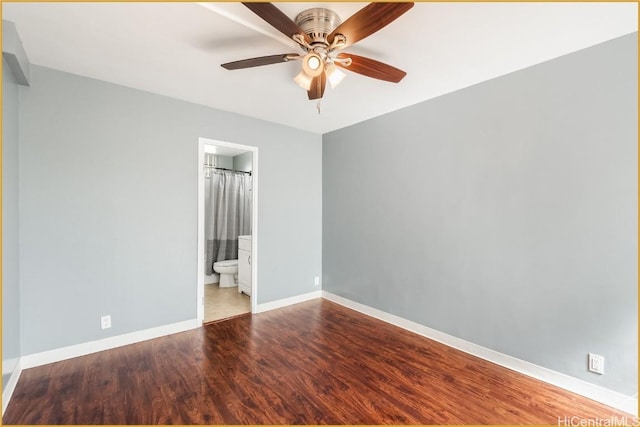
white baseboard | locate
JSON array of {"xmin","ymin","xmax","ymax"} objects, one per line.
[
  {"xmin": 20, "ymin": 319, "xmax": 201, "ymax": 370},
  {"xmin": 322, "ymin": 291, "xmax": 638, "ymax": 416},
  {"xmin": 2, "ymin": 357, "xmax": 23, "ymax": 416},
  {"xmin": 2, "ymin": 357, "xmax": 19, "ymax": 377},
  {"xmin": 256, "ymin": 290, "xmax": 322, "ymax": 314}
]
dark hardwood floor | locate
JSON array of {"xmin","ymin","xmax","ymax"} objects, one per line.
[{"xmin": 3, "ymin": 299, "xmax": 632, "ymax": 424}]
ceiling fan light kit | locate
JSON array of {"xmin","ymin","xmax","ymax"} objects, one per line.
[
  {"xmin": 301, "ymin": 52, "xmax": 324, "ymax": 77},
  {"xmin": 325, "ymin": 63, "xmax": 346, "ymax": 89},
  {"xmin": 294, "ymin": 70, "xmax": 313, "ymax": 91},
  {"xmin": 221, "ymin": 2, "xmax": 414, "ymax": 102}
]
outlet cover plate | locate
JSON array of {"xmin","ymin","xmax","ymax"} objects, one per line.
[
  {"xmin": 101, "ymin": 315, "xmax": 112, "ymax": 330},
  {"xmin": 588, "ymin": 353, "xmax": 605, "ymax": 375}
]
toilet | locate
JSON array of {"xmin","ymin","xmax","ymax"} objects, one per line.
[{"xmin": 213, "ymin": 259, "xmax": 238, "ymax": 287}]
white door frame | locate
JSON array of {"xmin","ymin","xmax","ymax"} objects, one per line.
[{"xmin": 197, "ymin": 137, "xmax": 259, "ymax": 321}]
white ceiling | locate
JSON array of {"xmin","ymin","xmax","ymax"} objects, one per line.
[{"xmin": 3, "ymin": 2, "xmax": 637, "ymax": 134}]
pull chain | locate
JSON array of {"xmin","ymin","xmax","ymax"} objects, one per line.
[{"xmin": 316, "ymin": 100, "xmax": 321, "ymax": 114}]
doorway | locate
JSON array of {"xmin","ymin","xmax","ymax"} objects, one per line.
[{"xmin": 197, "ymin": 137, "xmax": 258, "ymax": 323}]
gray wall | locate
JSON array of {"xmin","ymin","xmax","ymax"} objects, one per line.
[
  {"xmin": 323, "ymin": 34, "xmax": 637, "ymax": 395},
  {"xmin": 2, "ymin": 58, "xmax": 21, "ymax": 390},
  {"xmin": 215, "ymin": 155, "xmax": 233, "ymax": 170},
  {"xmin": 233, "ymin": 151, "xmax": 252, "ymax": 173},
  {"xmin": 19, "ymin": 65, "xmax": 322, "ymax": 355}
]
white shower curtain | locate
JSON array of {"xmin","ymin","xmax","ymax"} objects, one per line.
[{"xmin": 205, "ymin": 170, "xmax": 252, "ymax": 275}]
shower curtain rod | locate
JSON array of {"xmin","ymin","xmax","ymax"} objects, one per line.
[{"xmin": 204, "ymin": 166, "xmax": 252, "ymax": 176}]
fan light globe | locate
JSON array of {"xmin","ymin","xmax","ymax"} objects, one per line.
[
  {"xmin": 294, "ymin": 71, "xmax": 313, "ymax": 91},
  {"xmin": 325, "ymin": 63, "xmax": 346, "ymax": 89},
  {"xmin": 308, "ymin": 56, "xmax": 321, "ymax": 70},
  {"xmin": 302, "ymin": 53, "xmax": 324, "ymax": 77}
]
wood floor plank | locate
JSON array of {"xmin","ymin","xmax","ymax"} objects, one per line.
[{"xmin": 3, "ymin": 299, "xmax": 632, "ymax": 424}]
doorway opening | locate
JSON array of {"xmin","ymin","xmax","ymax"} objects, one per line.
[{"xmin": 197, "ymin": 138, "xmax": 258, "ymax": 323}]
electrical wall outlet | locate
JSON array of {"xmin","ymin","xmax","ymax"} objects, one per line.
[
  {"xmin": 314, "ymin": 276, "xmax": 320, "ymax": 286},
  {"xmin": 588, "ymin": 353, "xmax": 605, "ymax": 375},
  {"xmin": 101, "ymin": 315, "xmax": 112, "ymax": 330}
]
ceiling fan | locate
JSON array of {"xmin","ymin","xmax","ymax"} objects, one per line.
[{"xmin": 221, "ymin": 2, "xmax": 414, "ymax": 101}]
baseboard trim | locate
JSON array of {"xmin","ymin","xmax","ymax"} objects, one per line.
[
  {"xmin": 2, "ymin": 357, "xmax": 19, "ymax": 377},
  {"xmin": 2, "ymin": 357, "xmax": 23, "ymax": 415},
  {"xmin": 322, "ymin": 291, "xmax": 638, "ymax": 416},
  {"xmin": 256, "ymin": 290, "xmax": 322, "ymax": 314},
  {"xmin": 20, "ymin": 319, "xmax": 201, "ymax": 370}
]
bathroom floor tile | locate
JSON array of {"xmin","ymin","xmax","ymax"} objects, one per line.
[{"xmin": 204, "ymin": 283, "xmax": 250, "ymax": 323}]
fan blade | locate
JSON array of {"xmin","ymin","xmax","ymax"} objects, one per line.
[
  {"xmin": 243, "ymin": 3, "xmax": 311, "ymax": 45},
  {"xmin": 307, "ymin": 72, "xmax": 327, "ymax": 100},
  {"xmin": 221, "ymin": 53, "xmax": 300, "ymax": 70},
  {"xmin": 336, "ymin": 53, "xmax": 406, "ymax": 83},
  {"xmin": 328, "ymin": 2, "xmax": 414, "ymax": 49}
]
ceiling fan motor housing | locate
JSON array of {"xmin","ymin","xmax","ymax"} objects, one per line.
[{"xmin": 294, "ymin": 8, "xmax": 341, "ymax": 45}]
